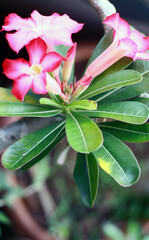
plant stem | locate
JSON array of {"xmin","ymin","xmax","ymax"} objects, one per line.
[{"xmin": 88, "ymin": 0, "xmax": 116, "ymax": 32}]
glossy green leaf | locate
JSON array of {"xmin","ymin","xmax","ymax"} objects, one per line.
[
  {"xmin": 98, "ymin": 72, "xmax": 149, "ymax": 103},
  {"xmin": 129, "ymin": 59, "xmax": 149, "ymax": 75},
  {"xmin": 133, "ymin": 97, "xmax": 149, "ymax": 109},
  {"xmin": 98, "ymin": 121, "xmax": 149, "ymax": 143},
  {"xmin": 65, "ymin": 111, "xmax": 103, "ymax": 153},
  {"xmin": 66, "ymin": 100, "xmax": 97, "ymax": 110},
  {"xmin": 21, "ymin": 130, "xmax": 65, "ymax": 170},
  {"xmin": 39, "ymin": 98, "xmax": 62, "ymax": 108},
  {"xmin": 54, "ymin": 45, "xmax": 70, "ymax": 57},
  {"xmin": 73, "ymin": 153, "xmax": 99, "ymax": 207},
  {"xmin": 0, "ymin": 87, "xmax": 38, "ymax": 104},
  {"xmin": 79, "ymin": 101, "xmax": 148, "ymax": 124},
  {"xmin": 2, "ymin": 121, "xmax": 65, "ymax": 170},
  {"xmin": 0, "ymin": 102, "xmax": 62, "ymax": 117},
  {"xmin": 93, "ymin": 131, "xmax": 141, "ymax": 186},
  {"xmin": 79, "ymin": 70, "xmax": 142, "ymax": 100}
]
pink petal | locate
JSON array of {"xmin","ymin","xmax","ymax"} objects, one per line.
[
  {"xmin": 3, "ymin": 13, "xmax": 37, "ymax": 53},
  {"xmin": 31, "ymin": 72, "xmax": 47, "ymax": 94},
  {"xmin": 41, "ymin": 52, "xmax": 65, "ymax": 72},
  {"xmin": 26, "ymin": 38, "xmax": 47, "ymax": 65},
  {"xmin": 119, "ymin": 38, "xmax": 137, "ymax": 59},
  {"xmin": 129, "ymin": 30, "xmax": 149, "ymax": 52},
  {"xmin": 2, "ymin": 13, "xmax": 35, "ymax": 31},
  {"xmin": 43, "ymin": 30, "xmax": 74, "ymax": 47},
  {"xmin": 134, "ymin": 52, "xmax": 149, "ymax": 61},
  {"xmin": 31, "ymin": 10, "xmax": 59, "ymax": 27},
  {"xmin": 37, "ymin": 12, "xmax": 83, "ymax": 46},
  {"xmin": 2, "ymin": 58, "xmax": 30, "ymax": 80},
  {"xmin": 6, "ymin": 30, "xmax": 38, "ymax": 53},
  {"xmin": 53, "ymin": 14, "xmax": 84, "ymax": 33},
  {"xmin": 46, "ymin": 73, "xmax": 61, "ymax": 95},
  {"xmin": 103, "ymin": 13, "xmax": 130, "ymax": 40},
  {"xmin": 31, "ymin": 10, "xmax": 83, "ymax": 47},
  {"xmin": 65, "ymin": 43, "xmax": 77, "ymax": 61},
  {"xmin": 12, "ymin": 75, "xmax": 32, "ymax": 101}
]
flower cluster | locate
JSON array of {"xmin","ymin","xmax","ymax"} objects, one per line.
[{"xmin": 2, "ymin": 11, "xmax": 149, "ymax": 102}]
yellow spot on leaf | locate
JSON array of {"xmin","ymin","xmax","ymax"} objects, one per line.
[{"xmin": 98, "ymin": 158, "xmax": 111, "ymax": 174}]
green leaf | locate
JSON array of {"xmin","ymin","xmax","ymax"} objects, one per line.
[
  {"xmin": 93, "ymin": 131, "xmax": 141, "ymax": 187},
  {"xmin": 0, "ymin": 102, "xmax": 62, "ymax": 117},
  {"xmin": 0, "ymin": 87, "xmax": 38, "ymax": 104},
  {"xmin": 98, "ymin": 121, "xmax": 149, "ymax": 143},
  {"xmin": 65, "ymin": 111, "xmax": 103, "ymax": 153},
  {"xmin": 133, "ymin": 97, "xmax": 149, "ymax": 108},
  {"xmin": 102, "ymin": 222, "xmax": 125, "ymax": 240},
  {"xmin": 73, "ymin": 153, "xmax": 99, "ymax": 207},
  {"xmin": 128, "ymin": 59, "xmax": 149, "ymax": 75},
  {"xmin": 66, "ymin": 100, "xmax": 97, "ymax": 110},
  {"xmin": 21, "ymin": 130, "xmax": 65, "ymax": 170},
  {"xmin": 2, "ymin": 121, "xmax": 65, "ymax": 170},
  {"xmin": 99, "ymin": 72, "xmax": 149, "ymax": 103},
  {"xmin": 79, "ymin": 70, "xmax": 142, "ymax": 100},
  {"xmin": 0, "ymin": 211, "xmax": 11, "ymax": 225},
  {"xmin": 39, "ymin": 98, "xmax": 62, "ymax": 108},
  {"xmin": 79, "ymin": 101, "xmax": 148, "ymax": 124},
  {"xmin": 54, "ymin": 45, "xmax": 70, "ymax": 57}
]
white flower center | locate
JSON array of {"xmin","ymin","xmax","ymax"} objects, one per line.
[{"xmin": 29, "ymin": 64, "xmax": 42, "ymax": 76}]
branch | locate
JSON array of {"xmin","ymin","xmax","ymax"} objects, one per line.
[
  {"xmin": 0, "ymin": 117, "xmax": 62, "ymax": 153},
  {"xmin": 88, "ymin": 0, "xmax": 116, "ymax": 32}
]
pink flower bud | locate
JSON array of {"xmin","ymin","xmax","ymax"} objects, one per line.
[{"xmin": 46, "ymin": 73, "xmax": 62, "ymax": 95}]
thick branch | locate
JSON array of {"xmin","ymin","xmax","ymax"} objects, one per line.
[{"xmin": 88, "ymin": 0, "xmax": 116, "ymax": 32}]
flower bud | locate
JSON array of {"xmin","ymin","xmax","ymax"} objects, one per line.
[
  {"xmin": 46, "ymin": 73, "xmax": 61, "ymax": 95},
  {"xmin": 62, "ymin": 43, "xmax": 77, "ymax": 84}
]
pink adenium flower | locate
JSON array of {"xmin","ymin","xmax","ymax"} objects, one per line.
[
  {"xmin": 84, "ymin": 13, "xmax": 149, "ymax": 79},
  {"xmin": 2, "ymin": 10, "xmax": 84, "ymax": 53},
  {"xmin": 2, "ymin": 38, "xmax": 65, "ymax": 101}
]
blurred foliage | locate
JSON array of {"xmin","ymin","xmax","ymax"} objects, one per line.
[{"xmin": 0, "ymin": 141, "xmax": 149, "ymax": 239}]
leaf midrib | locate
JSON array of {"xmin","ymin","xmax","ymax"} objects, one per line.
[
  {"xmin": 68, "ymin": 112, "xmax": 88, "ymax": 152},
  {"xmin": 6, "ymin": 121, "xmax": 65, "ymax": 168},
  {"xmin": 79, "ymin": 76, "xmax": 141, "ymax": 100}
]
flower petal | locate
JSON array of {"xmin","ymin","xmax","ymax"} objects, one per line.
[
  {"xmin": 103, "ymin": 13, "xmax": 130, "ymax": 40},
  {"xmin": 2, "ymin": 13, "xmax": 35, "ymax": 31},
  {"xmin": 46, "ymin": 73, "xmax": 61, "ymax": 95},
  {"xmin": 41, "ymin": 52, "xmax": 65, "ymax": 72},
  {"xmin": 31, "ymin": 72, "xmax": 47, "ymax": 94},
  {"xmin": 2, "ymin": 13, "xmax": 37, "ymax": 53},
  {"xmin": 3, "ymin": 11, "xmax": 83, "ymax": 52},
  {"xmin": 2, "ymin": 58, "xmax": 30, "ymax": 80},
  {"xmin": 26, "ymin": 38, "xmax": 47, "ymax": 65},
  {"xmin": 33, "ymin": 11, "xmax": 84, "ymax": 46},
  {"xmin": 134, "ymin": 52, "xmax": 149, "ymax": 61},
  {"xmin": 12, "ymin": 75, "xmax": 32, "ymax": 101},
  {"xmin": 119, "ymin": 38, "xmax": 137, "ymax": 59},
  {"xmin": 6, "ymin": 30, "xmax": 38, "ymax": 53},
  {"xmin": 129, "ymin": 30, "xmax": 149, "ymax": 52}
]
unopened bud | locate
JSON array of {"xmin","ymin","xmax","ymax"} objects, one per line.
[
  {"xmin": 71, "ymin": 76, "xmax": 92, "ymax": 100},
  {"xmin": 62, "ymin": 43, "xmax": 77, "ymax": 84},
  {"xmin": 46, "ymin": 73, "xmax": 61, "ymax": 95}
]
